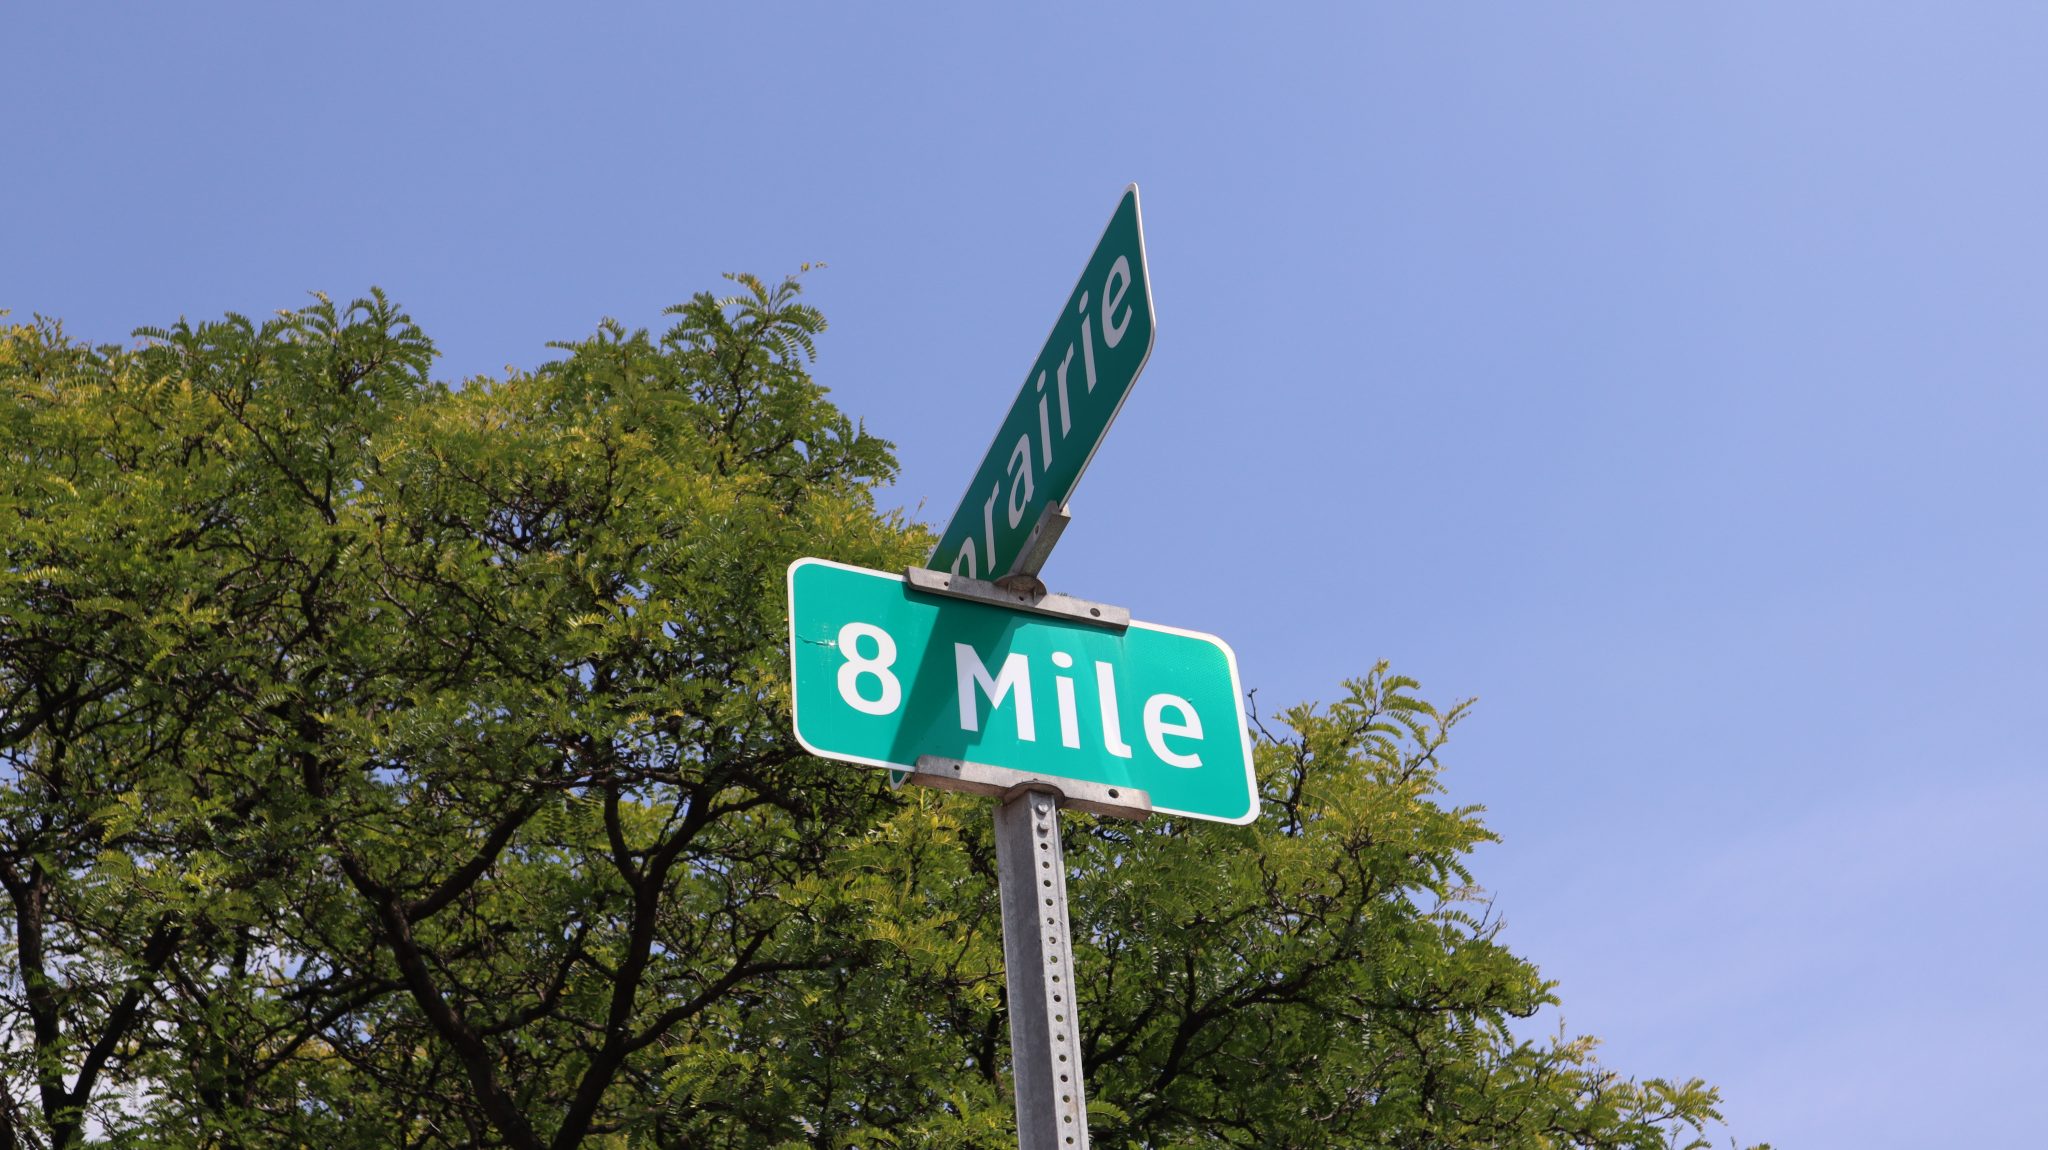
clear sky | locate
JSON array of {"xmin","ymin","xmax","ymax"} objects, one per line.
[{"xmin": 8, "ymin": 5, "xmax": 2045, "ymax": 1145}]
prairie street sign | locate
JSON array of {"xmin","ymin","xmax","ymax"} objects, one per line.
[
  {"xmin": 928, "ymin": 185, "xmax": 1155, "ymax": 582},
  {"xmin": 788, "ymin": 557, "xmax": 1256, "ymax": 824}
]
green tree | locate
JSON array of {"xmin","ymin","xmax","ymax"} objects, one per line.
[{"xmin": 0, "ymin": 287, "xmax": 1759, "ymax": 1149}]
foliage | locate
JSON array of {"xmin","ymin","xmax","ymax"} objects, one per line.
[{"xmin": 0, "ymin": 287, "xmax": 1758, "ymax": 1149}]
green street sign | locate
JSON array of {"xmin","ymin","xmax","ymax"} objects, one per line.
[
  {"xmin": 929, "ymin": 185, "xmax": 1155, "ymax": 581},
  {"xmin": 788, "ymin": 558, "xmax": 1257, "ymax": 824}
]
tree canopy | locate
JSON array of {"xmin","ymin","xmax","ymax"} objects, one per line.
[{"xmin": 0, "ymin": 282, "xmax": 1760, "ymax": 1149}]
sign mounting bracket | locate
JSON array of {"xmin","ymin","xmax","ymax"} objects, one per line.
[
  {"xmin": 901, "ymin": 561, "xmax": 1129, "ymax": 631},
  {"xmin": 906, "ymin": 754, "xmax": 1152, "ymax": 822},
  {"xmin": 995, "ymin": 500, "xmax": 1073, "ymax": 595},
  {"xmin": 993, "ymin": 783, "xmax": 1095, "ymax": 1149}
]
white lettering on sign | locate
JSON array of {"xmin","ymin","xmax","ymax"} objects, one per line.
[
  {"xmin": 980, "ymin": 488, "xmax": 1000, "ymax": 578},
  {"xmin": 826, "ymin": 622, "xmax": 1202, "ymax": 769},
  {"xmin": 942, "ymin": 639, "xmax": 1194, "ymax": 765},
  {"xmin": 1076, "ymin": 291, "xmax": 1098, "ymax": 393},
  {"xmin": 946, "ymin": 256, "xmax": 1137, "ymax": 582},
  {"xmin": 956, "ymin": 643, "xmax": 1036, "ymax": 741},
  {"xmin": 835, "ymin": 622, "xmax": 902, "ymax": 716},
  {"xmin": 1054, "ymin": 345, "xmax": 1078, "ymax": 437},
  {"xmin": 1036, "ymin": 371, "xmax": 1054, "ymax": 469},
  {"xmin": 1101, "ymin": 255, "xmax": 1132, "ymax": 350},
  {"xmin": 1143, "ymin": 693, "xmax": 1203, "ymax": 768},
  {"xmin": 1005, "ymin": 434, "xmax": 1034, "ymax": 529},
  {"xmin": 1051, "ymin": 651, "xmax": 1082, "ymax": 749},
  {"xmin": 1096, "ymin": 661, "xmax": 1134, "ymax": 758}
]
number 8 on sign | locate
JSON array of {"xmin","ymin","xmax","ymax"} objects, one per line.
[{"xmin": 835, "ymin": 622, "xmax": 902, "ymax": 716}]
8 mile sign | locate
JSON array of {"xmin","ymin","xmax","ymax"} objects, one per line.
[
  {"xmin": 929, "ymin": 184, "xmax": 1155, "ymax": 581},
  {"xmin": 787, "ymin": 557, "xmax": 1257, "ymax": 824}
]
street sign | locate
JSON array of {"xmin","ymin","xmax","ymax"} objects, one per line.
[
  {"xmin": 788, "ymin": 557, "xmax": 1256, "ymax": 825},
  {"xmin": 928, "ymin": 185, "xmax": 1155, "ymax": 581}
]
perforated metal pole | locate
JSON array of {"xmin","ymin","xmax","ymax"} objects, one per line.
[{"xmin": 995, "ymin": 785, "xmax": 1089, "ymax": 1150}]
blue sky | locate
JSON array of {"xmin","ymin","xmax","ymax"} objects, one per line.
[{"xmin": 8, "ymin": 5, "xmax": 2045, "ymax": 1145}]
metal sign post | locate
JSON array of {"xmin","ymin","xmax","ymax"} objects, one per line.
[
  {"xmin": 908, "ymin": 748, "xmax": 1153, "ymax": 1150},
  {"xmin": 995, "ymin": 785, "xmax": 1090, "ymax": 1149}
]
